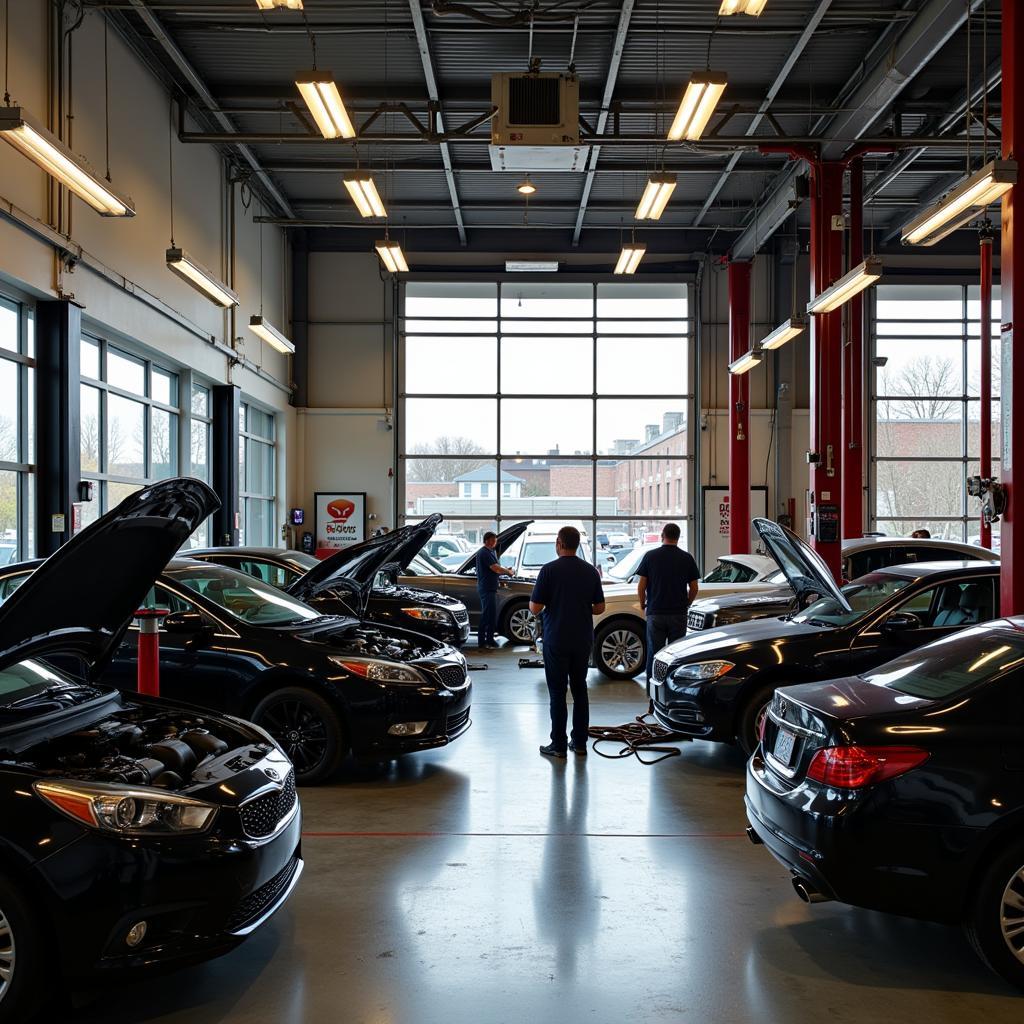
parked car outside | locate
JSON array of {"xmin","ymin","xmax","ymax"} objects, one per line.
[
  {"xmin": 499, "ymin": 527, "xmax": 596, "ymax": 581},
  {"xmin": 0, "ymin": 479, "xmax": 302, "ymax": 1023},
  {"xmin": 747, "ymin": 621, "xmax": 1024, "ymax": 990},
  {"xmin": 650, "ymin": 518, "xmax": 1001, "ymax": 754},
  {"xmin": 422, "ymin": 535, "xmax": 472, "ymax": 562},
  {"xmin": 608, "ymin": 542, "xmax": 782, "ymax": 594}
]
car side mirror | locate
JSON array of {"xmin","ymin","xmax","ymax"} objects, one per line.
[
  {"xmin": 881, "ymin": 611, "xmax": 921, "ymax": 633},
  {"xmin": 163, "ymin": 610, "xmax": 208, "ymax": 634}
]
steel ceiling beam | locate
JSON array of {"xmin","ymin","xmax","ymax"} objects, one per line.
[
  {"xmin": 408, "ymin": 0, "xmax": 466, "ymax": 245},
  {"xmin": 124, "ymin": 0, "xmax": 293, "ymax": 217},
  {"xmin": 571, "ymin": 0, "xmax": 634, "ymax": 246}
]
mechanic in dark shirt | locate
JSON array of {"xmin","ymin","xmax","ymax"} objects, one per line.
[
  {"xmin": 529, "ymin": 526, "xmax": 606, "ymax": 758},
  {"xmin": 636, "ymin": 523, "xmax": 701, "ymax": 683},
  {"xmin": 475, "ymin": 531, "xmax": 514, "ymax": 648}
]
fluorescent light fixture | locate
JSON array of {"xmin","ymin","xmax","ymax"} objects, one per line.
[
  {"xmin": 505, "ymin": 260, "xmax": 559, "ymax": 272},
  {"xmin": 343, "ymin": 175, "xmax": 387, "ymax": 217},
  {"xmin": 249, "ymin": 315, "xmax": 295, "ymax": 354},
  {"xmin": 256, "ymin": 0, "xmax": 303, "ymax": 8},
  {"xmin": 614, "ymin": 244, "xmax": 646, "ymax": 275},
  {"xmin": 0, "ymin": 106, "xmax": 134, "ymax": 217},
  {"xmin": 901, "ymin": 159, "xmax": 1017, "ymax": 246},
  {"xmin": 165, "ymin": 248, "xmax": 238, "ymax": 308},
  {"xmin": 807, "ymin": 257, "xmax": 883, "ymax": 314},
  {"xmin": 517, "ymin": 175, "xmax": 537, "ymax": 195},
  {"xmin": 296, "ymin": 72, "xmax": 356, "ymax": 140},
  {"xmin": 375, "ymin": 240, "xmax": 409, "ymax": 273},
  {"xmin": 635, "ymin": 174, "xmax": 677, "ymax": 220},
  {"xmin": 758, "ymin": 315, "xmax": 808, "ymax": 351},
  {"xmin": 728, "ymin": 349, "xmax": 763, "ymax": 375},
  {"xmin": 667, "ymin": 73, "xmax": 727, "ymax": 142},
  {"xmin": 719, "ymin": 0, "xmax": 767, "ymax": 14}
]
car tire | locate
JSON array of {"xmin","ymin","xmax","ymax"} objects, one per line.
[
  {"xmin": 736, "ymin": 684, "xmax": 775, "ymax": 757},
  {"xmin": 0, "ymin": 872, "xmax": 44, "ymax": 1024},
  {"xmin": 501, "ymin": 601, "xmax": 536, "ymax": 644},
  {"xmin": 593, "ymin": 620, "xmax": 646, "ymax": 680},
  {"xmin": 965, "ymin": 838, "xmax": 1024, "ymax": 991},
  {"xmin": 252, "ymin": 687, "xmax": 347, "ymax": 786}
]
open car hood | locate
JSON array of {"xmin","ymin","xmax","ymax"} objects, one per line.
[
  {"xmin": 753, "ymin": 517, "xmax": 851, "ymax": 613},
  {"xmin": 286, "ymin": 514, "xmax": 445, "ymax": 607},
  {"xmin": 0, "ymin": 479, "xmax": 219, "ymax": 677},
  {"xmin": 453, "ymin": 520, "xmax": 534, "ymax": 575}
]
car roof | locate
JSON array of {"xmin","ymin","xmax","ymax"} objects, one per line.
[
  {"xmin": 189, "ymin": 546, "xmax": 302, "ymax": 559},
  {"xmin": 870, "ymin": 560, "xmax": 999, "ymax": 580},
  {"xmin": 842, "ymin": 536, "xmax": 997, "ymax": 557}
]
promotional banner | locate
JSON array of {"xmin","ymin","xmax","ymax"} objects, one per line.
[{"xmin": 314, "ymin": 492, "xmax": 366, "ymax": 555}]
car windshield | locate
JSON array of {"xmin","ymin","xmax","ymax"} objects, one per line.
[
  {"xmin": 792, "ymin": 572, "xmax": 911, "ymax": 628},
  {"xmin": 607, "ymin": 545, "xmax": 650, "ymax": 580},
  {"xmin": 704, "ymin": 560, "xmax": 755, "ymax": 584},
  {"xmin": 522, "ymin": 542, "xmax": 588, "ymax": 568},
  {"xmin": 168, "ymin": 566, "xmax": 321, "ymax": 626},
  {"xmin": 863, "ymin": 627, "xmax": 1024, "ymax": 700},
  {"xmin": 282, "ymin": 552, "xmax": 320, "ymax": 572},
  {"xmin": 0, "ymin": 659, "xmax": 75, "ymax": 705}
]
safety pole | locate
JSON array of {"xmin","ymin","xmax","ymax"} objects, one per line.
[
  {"xmin": 980, "ymin": 227, "xmax": 994, "ymax": 551},
  {"xmin": 728, "ymin": 260, "xmax": 753, "ymax": 554},
  {"xmin": 135, "ymin": 609, "xmax": 167, "ymax": 697}
]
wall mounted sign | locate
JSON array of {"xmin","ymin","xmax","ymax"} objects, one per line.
[{"xmin": 314, "ymin": 492, "xmax": 366, "ymax": 556}]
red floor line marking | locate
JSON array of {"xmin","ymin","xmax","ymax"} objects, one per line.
[{"xmin": 301, "ymin": 830, "xmax": 746, "ymax": 839}]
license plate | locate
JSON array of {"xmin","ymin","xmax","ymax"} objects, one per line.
[{"xmin": 773, "ymin": 727, "xmax": 797, "ymax": 766}]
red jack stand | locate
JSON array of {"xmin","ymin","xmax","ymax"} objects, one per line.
[{"xmin": 135, "ymin": 608, "xmax": 168, "ymax": 697}]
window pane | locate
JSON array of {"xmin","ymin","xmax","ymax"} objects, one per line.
[
  {"xmin": 107, "ymin": 481, "xmax": 142, "ymax": 515},
  {"xmin": 405, "ymin": 281, "xmax": 497, "ymax": 318},
  {"xmin": 245, "ymin": 439, "xmax": 274, "ymax": 497},
  {"xmin": 501, "ymin": 337, "xmax": 592, "ymax": 395},
  {"xmin": 0, "ymin": 302, "xmax": 17, "ymax": 353},
  {"xmin": 874, "ymin": 519, "xmax": 967, "ymax": 543},
  {"xmin": 501, "ymin": 398, "xmax": 592, "ymax": 456},
  {"xmin": 405, "ymin": 319, "xmax": 498, "ymax": 335},
  {"xmin": 152, "ymin": 367, "xmax": 177, "ymax": 406},
  {"xmin": 500, "ymin": 282, "xmax": 592, "ymax": 319},
  {"xmin": 405, "ymin": 337, "xmax": 496, "ymax": 394},
  {"xmin": 497, "ymin": 458, "xmax": 595, "ymax": 516},
  {"xmin": 875, "ymin": 403, "xmax": 963, "ymax": 459},
  {"xmin": 245, "ymin": 498, "xmax": 274, "ymax": 547},
  {"xmin": 107, "ymin": 348, "xmax": 145, "ymax": 395},
  {"xmin": 501, "ymin": 319, "xmax": 592, "ymax": 335},
  {"xmin": 876, "ymin": 284, "xmax": 962, "ymax": 319},
  {"xmin": 404, "ymin": 399, "xmax": 497, "ymax": 454},
  {"xmin": 597, "ymin": 400, "xmax": 687, "ymax": 456},
  {"xmin": 80, "ymin": 337, "xmax": 101, "ymax": 379},
  {"xmin": 597, "ymin": 282, "xmax": 687, "ymax": 318},
  {"xmin": 875, "ymin": 461, "xmax": 964, "ymax": 520},
  {"xmin": 597, "ymin": 337, "xmax": 687, "ymax": 394},
  {"xmin": 107, "ymin": 394, "xmax": 145, "ymax": 478},
  {"xmin": 81, "ymin": 384, "xmax": 101, "ymax": 473},
  {"xmin": 26, "ymin": 367, "xmax": 33, "ymax": 466},
  {"xmin": 151, "ymin": 409, "xmax": 178, "ymax": 480},
  {"xmin": 415, "ymin": 461, "xmax": 499, "ymax": 516},
  {"xmin": 875, "ymin": 342, "xmax": 963, "ymax": 395},
  {"xmin": 0, "ymin": 470, "xmax": 17, "ymax": 556},
  {"xmin": 599, "ymin": 459, "xmax": 688, "ymax": 519},
  {"xmin": 191, "ymin": 420, "xmax": 210, "ymax": 481},
  {"xmin": 0, "ymin": 360, "xmax": 17, "ymax": 463},
  {"xmin": 192, "ymin": 383, "xmax": 210, "ymax": 418},
  {"xmin": 967, "ymin": 335, "xmax": 1000, "ymax": 397},
  {"xmin": 247, "ymin": 406, "xmax": 275, "ymax": 441}
]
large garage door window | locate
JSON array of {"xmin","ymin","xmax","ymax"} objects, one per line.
[
  {"xmin": 0, "ymin": 297, "xmax": 34, "ymax": 561},
  {"xmin": 400, "ymin": 280, "xmax": 692, "ymax": 557},
  {"xmin": 239, "ymin": 402, "xmax": 276, "ymax": 546},
  {"xmin": 871, "ymin": 283, "xmax": 999, "ymax": 545}
]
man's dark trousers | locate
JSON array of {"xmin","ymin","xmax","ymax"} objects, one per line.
[
  {"xmin": 543, "ymin": 645, "xmax": 590, "ymax": 751},
  {"xmin": 478, "ymin": 589, "xmax": 497, "ymax": 645},
  {"xmin": 646, "ymin": 613, "xmax": 687, "ymax": 680}
]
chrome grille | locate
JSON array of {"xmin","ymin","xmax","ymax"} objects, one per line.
[
  {"xmin": 653, "ymin": 659, "xmax": 669, "ymax": 683},
  {"xmin": 239, "ymin": 770, "xmax": 296, "ymax": 839},
  {"xmin": 226, "ymin": 857, "xmax": 299, "ymax": 933},
  {"xmin": 435, "ymin": 664, "xmax": 467, "ymax": 689}
]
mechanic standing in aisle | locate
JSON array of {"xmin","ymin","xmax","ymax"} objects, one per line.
[
  {"xmin": 475, "ymin": 531, "xmax": 514, "ymax": 648},
  {"xmin": 637, "ymin": 523, "xmax": 701, "ymax": 684},
  {"xmin": 529, "ymin": 526, "xmax": 606, "ymax": 758}
]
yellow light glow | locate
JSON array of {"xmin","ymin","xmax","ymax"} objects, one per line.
[
  {"xmin": 635, "ymin": 175, "xmax": 677, "ymax": 220},
  {"xmin": 249, "ymin": 315, "xmax": 296, "ymax": 354},
  {"xmin": 166, "ymin": 248, "xmax": 238, "ymax": 307},
  {"xmin": 807, "ymin": 258, "xmax": 883, "ymax": 314},
  {"xmin": 614, "ymin": 244, "xmax": 645, "ymax": 275},
  {"xmin": 759, "ymin": 317, "xmax": 807, "ymax": 350},
  {"xmin": 720, "ymin": 0, "xmax": 767, "ymax": 12},
  {"xmin": 668, "ymin": 74, "xmax": 727, "ymax": 141},
  {"xmin": 375, "ymin": 241, "xmax": 409, "ymax": 273},
  {"xmin": 517, "ymin": 176, "xmax": 537, "ymax": 195},
  {"xmin": 256, "ymin": 0, "xmax": 303, "ymax": 8},
  {"xmin": 728, "ymin": 349, "xmax": 763, "ymax": 375},
  {"xmin": 296, "ymin": 73, "xmax": 356, "ymax": 139},
  {"xmin": 343, "ymin": 175, "xmax": 387, "ymax": 217}
]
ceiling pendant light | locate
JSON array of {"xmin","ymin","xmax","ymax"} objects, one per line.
[
  {"xmin": 343, "ymin": 174, "xmax": 387, "ymax": 217},
  {"xmin": 249, "ymin": 315, "xmax": 296, "ymax": 354},
  {"xmin": 166, "ymin": 249, "xmax": 238, "ymax": 307},
  {"xmin": 719, "ymin": 0, "xmax": 767, "ymax": 14},
  {"xmin": 614, "ymin": 243, "xmax": 646, "ymax": 275},
  {"xmin": 375, "ymin": 240, "xmax": 409, "ymax": 274},
  {"xmin": 757, "ymin": 315, "xmax": 807, "ymax": 351},
  {"xmin": 901, "ymin": 159, "xmax": 1017, "ymax": 246},
  {"xmin": 635, "ymin": 174, "xmax": 677, "ymax": 221},
  {"xmin": 296, "ymin": 72, "xmax": 356, "ymax": 139},
  {"xmin": 0, "ymin": 107, "xmax": 134, "ymax": 216},
  {"xmin": 256, "ymin": 0, "xmax": 303, "ymax": 8},
  {"xmin": 727, "ymin": 349, "xmax": 763, "ymax": 375},
  {"xmin": 667, "ymin": 73, "xmax": 727, "ymax": 142},
  {"xmin": 807, "ymin": 257, "xmax": 883, "ymax": 314},
  {"xmin": 517, "ymin": 175, "xmax": 537, "ymax": 196}
]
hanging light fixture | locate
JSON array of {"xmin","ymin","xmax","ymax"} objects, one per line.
[
  {"xmin": 296, "ymin": 72, "xmax": 356, "ymax": 139},
  {"xmin": 256, "ymin": 0, "xmax": 303, "ymax": 8},
  {"xmin": 807, "ymin": 257, "xmax": 883, "ymax": 314},
  {"xmin": 901, "ymin": 160, "xmax": 1017, "ymax": 246},
  {"xmin": 718, "ymin": 0, "xmax": 767, "ymax": 14},
  {"xmin": 376, "ymin": 240, "xmax": 409, "ymax": 273},
  {"xmin": 757, "ymin": 315, "xmax": 808, "ymax": 351},
  {"xmin": 727, "ymin": 348, "xmax": 763, "ymax": 375},
  {"xmin": 667, "ymin": 73, "xmax": 727, "ymax": 142},
  {"xmin": 249, "ymin": 315, "xmax": 296, "ymax": 354},
  {"xmin": 614, "ymin": 243, "xmax": 646, "ymax": 275},
  {"xmin": 0, "ymin": 107, "xmax": 134, "ymax": 217},
  {"xmin": 166, "ymin": 249, "xmax": 238, "ymax": 307},
  {"xmin": 517, "ymin": 175, "xmax": 537, "ymax": 196},
  {"xmin": 343, "ymin": 174, "xmax": 387, "ymax": 217},
  {"xmin": 635, "ymin": 174, "xmax": 677, "ymax": 221}
]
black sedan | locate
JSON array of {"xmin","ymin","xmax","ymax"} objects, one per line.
[
  {"xmin": 0, "ymin": 480, "xmax": 301, "ymax": 1022},
  {"xmin": 189, "ymin": 514, "xmax": 471, "ymax": 647},
  {"xmin": 747, "ymin": 622, "xmax": 1024, "ymax": 990},
  {"xmin": 651, "ymin": 518, "xmax": 999, "ymax": 754}
]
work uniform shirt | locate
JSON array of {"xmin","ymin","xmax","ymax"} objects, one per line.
[
  {"xmin": 531, "ymin": 556, "xmax": 605, "ymax": 651},
  {"xmin": 636, "ymin": 545, "xmax": 701, "ymax": 615},
  {"xmin": 475, "ymin": 546, "xmax": 500, "ymax": 593}
]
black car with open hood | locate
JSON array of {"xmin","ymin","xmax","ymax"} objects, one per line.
[
  {"xmin": 188, "ymin": 514, "xmax": 470, "ymax": 646},
  {"xmin": 650, "ymin": 518, "xmax": 1001, "ymax": 754},
  {"xmin": 0, "ymin": 480, "xmax": 302, "ymax": 1023}
]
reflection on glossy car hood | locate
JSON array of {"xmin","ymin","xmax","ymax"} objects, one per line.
[
  {"xmin": 659, "ymin": 614, "xmax": 824, "ymax": 663},
  {"xmin": 691, "ymin": 587, "xmax": 792, "ymax": 613}
]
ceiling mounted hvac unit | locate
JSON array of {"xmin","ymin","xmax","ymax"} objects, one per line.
[{"xmin": 489, "ymin": 72, "xmax": 585, "ymax": 172}]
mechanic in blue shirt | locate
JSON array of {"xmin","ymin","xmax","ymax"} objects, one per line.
[
  {"xmin": 529, "ymin": 526, "xmax": 606, "ymax": 758},
  {"xmin": 636, "ymin": 522, "xmax": 701, "ymax": 683},
  {"xmin": 475, "ymin": 531, "xmax": 514, "ymax": 648}
]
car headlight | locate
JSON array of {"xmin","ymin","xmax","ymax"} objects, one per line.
[
  {"xmin": 34, "ymin": 781, "xmax": 218, "ymax": 835},
  {"xmin": 329, "ymin": 656, "xmax": 427, "ymax": 684},
  {"xmin": 671, "ymin": 660, "xmax": 735, "ymax": 682},
  {"xmin": 400, "ymin": 606, "xmax": 452, "ymax": 623}
]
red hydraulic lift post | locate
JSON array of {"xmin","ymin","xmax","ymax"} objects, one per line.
[
  {"xmin": 808, "ymin": 161, "xmax": 846, "ymax": 581},
  {"xmin": 843, "ymin": 157, "xmax": 865, "ymax": 538},
  {"xmin": 1002, "ymin": 0, "xmax": 1023, "ymax": 615},
  {"xmin": 980, "ymin": 227, "xmax": 994, "ymax": 551},
  {"xmin": 728, "ymin": 260, "xmax": 753, "ymax": 554}
]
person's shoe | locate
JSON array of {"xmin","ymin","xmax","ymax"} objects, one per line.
[
  {"xmin": 539, "ymin": 744, "xmax": 567, "ymax": 759},
  {"xmin": 568, "ymin": 741, "xmax": 588, "ymax": 756}
]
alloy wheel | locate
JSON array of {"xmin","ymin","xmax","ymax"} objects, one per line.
[
  {"xmin": 259, "ymin": 700, "xmax": 329, "ymax": 775},
  {"xmin": 600, "ymin": 629, "xmax": 644, "ymax": 675},
  {"xmin": 508, "ymin": 607, "xmax": 536, "ymax": 642},
  {"xmin": 0, "ymin": 910, "xmax": 15, "ymax": 1005},
  {"xmin": 1000, "ymin": 864, "xmax": 1024, "ymax": 965}
]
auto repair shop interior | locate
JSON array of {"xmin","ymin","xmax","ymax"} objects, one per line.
[{"xmin": 1, "ymin": 0, "xmax": 1024, "ymax": 1021}]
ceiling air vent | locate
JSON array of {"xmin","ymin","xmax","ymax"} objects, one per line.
[{"xmin": 490, "ymin": 72, "xmax": 584, "ymax": 172}]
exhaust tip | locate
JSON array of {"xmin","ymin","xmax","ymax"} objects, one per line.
[
  {"xmin": 792, "ymin": 876, "xmax": 830, "ymax": 904},
  {"xmin": 746, "ymin": 826, "xmax": 764, "ymax": 846}
]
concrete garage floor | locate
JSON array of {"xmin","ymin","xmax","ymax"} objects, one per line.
[{"xmin": 72, "ymin": 645, "xmax": 1022, "ymax": 1024}]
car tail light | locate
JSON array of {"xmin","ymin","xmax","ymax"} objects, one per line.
[{"xmin": 806, "ymin": 745, "xmax": 929, "ymax": 789}]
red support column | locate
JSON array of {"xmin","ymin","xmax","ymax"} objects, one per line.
[
  {"xmin": 842, "ymin": 157, "xmax": 864, "ymax": 538},
  {"xmin": 729, "ymin": 260, "xmax": 753, "ymax": 554},
  {"xmin": 1002, "ymin": 0, "xmax": 1024, "ymax": 615},
  {"xmin": 809, "ymin": 161, "xmax": 845, "ymax": 580},
  {"xmin": 980, "ymin": 231, "xmax": 994, "ymax": 551}
]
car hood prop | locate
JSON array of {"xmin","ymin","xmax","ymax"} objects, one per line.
[
  {"xmin": 452, "ymin": 519, "xmax": 535, "ymax": 576},
  {"xmin": 753, "ymin": 517, "xmax": 852, "ymax": 613}
]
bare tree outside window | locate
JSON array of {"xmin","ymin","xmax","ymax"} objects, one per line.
[{"xmin": 406, "ymin": 436, "xmax": 489, "ymax": 482}]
